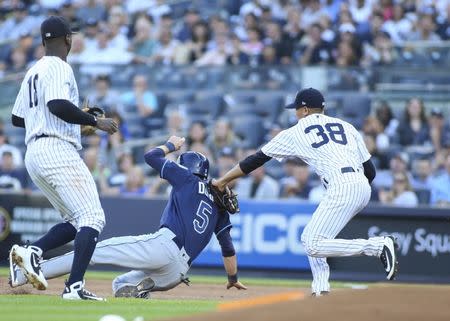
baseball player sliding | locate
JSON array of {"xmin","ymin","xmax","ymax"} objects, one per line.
[
  {"xmin": 9, "ymin": 16, "xmax": 118, "ymax": 301},
  {"xmin": 10, "ymin": 136, "xmax": 246, "ymax": 298},
  {"xmin": 213, "ymin": 88, "xmax": 399, "ymax": 296}
]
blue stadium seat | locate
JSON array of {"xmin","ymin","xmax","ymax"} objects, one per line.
[
  {"xmin": 231, "ymin": 115, "xmax": 265, "ymax": 149},
  {"xmin": 341, "ymin": 94, "xmax": 371, "ymax": 129}
]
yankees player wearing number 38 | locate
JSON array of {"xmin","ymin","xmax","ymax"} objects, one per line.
[
  {"xmin": 214, "ymin": 88, "xmax": 399, "ymax": 296},
  {"xmin": 8, "ymin": 16, "xmax": 118, "ymax": 301}
]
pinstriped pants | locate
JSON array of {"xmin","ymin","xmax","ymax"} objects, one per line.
[
  {"xmin": 25, "ymin": 137, "xmax": 105, "ymax": 232},
  {"xmin": 301, "ymin": 173, "xmax": 385, "ymax": 294}
]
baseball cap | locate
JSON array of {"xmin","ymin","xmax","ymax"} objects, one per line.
[
  {"xmin": 431, "ymin": 108, "xmax": 443, "ymax": 118},
  {"xmin": 41, "ymin": 16, "xmax": 76, "ymax": 40},
  {"xmin": 285, "ymin": 88, "xmax": 325, "ymax": 109}
]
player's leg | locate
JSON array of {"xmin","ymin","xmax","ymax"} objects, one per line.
[{"xmin": 10, "ymin": 145, "xmax": 77, "ymax": 290}]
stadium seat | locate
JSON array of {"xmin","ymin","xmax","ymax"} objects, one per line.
[
  {"xmin": 231, "ymin": 115, "xmax": 265, "ymax": 149},
  {"xmin": 341, "ymin": 95, "xmax": 371, "ymax": 129},
  {"xmin": 255, "ymin": 95, "xmax": 284, "ymax": 123}
]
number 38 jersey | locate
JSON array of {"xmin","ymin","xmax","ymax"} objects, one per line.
[
  {"xmin": 12, "ymin": 56, "xmax": 81, "ymax": 149},
  {"xmin": 261, "ymin": 113, "xmax": 371, "ymax": 183}
]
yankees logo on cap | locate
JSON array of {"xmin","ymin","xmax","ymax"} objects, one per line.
[
  {"xmin": 285, "ymin": 87, "xmax": 325, "ymax": 110},
  {"xmin": 40, "ymin": 16, "xmax": 76, "ymax": 40}
]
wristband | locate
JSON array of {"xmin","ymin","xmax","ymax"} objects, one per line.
[
  {"xmin": 228, "ymin": 274, "xmax": 238, "ymax": 284},
  {"xmin": 165, "ymin": 142, "xmax": 176, "ymax": 152}
]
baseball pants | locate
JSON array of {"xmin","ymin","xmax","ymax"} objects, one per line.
[
  {"xmin": 301, "ymin": 172, "xmax": 386, "ymax": 294},
  {"xmin": 14, "ymin": 228, "xmax": 190, "ymax": 293},
  {"xmin": 25, "ymin": 137, "xmax": 105, "ymax": 232}
]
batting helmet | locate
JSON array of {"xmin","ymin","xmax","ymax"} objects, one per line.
[{"xmin": 179, "ymin": 151, "xmax": 209, "ymax": 179}]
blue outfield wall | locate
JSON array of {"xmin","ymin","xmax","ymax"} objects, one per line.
[{"xmin": 195, "ymin": 200, "xmax": 316, "ymax": 270}]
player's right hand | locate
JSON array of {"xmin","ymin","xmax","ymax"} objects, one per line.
[
  {"xmin": 168, "ymin": 135, "xmax": 185, "ymax": 151},
  {"xmin": 96, "ymin": 118, "xmax": 118, "ymax": 135}
]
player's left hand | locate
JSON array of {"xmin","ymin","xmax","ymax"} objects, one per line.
[
  {"xmin": 226, "ymin": 281, "xmax": 247, "ymax": 290},
  {"xmin": 167, "ymin": 135, "xmax": 185, "ymax": 151}
]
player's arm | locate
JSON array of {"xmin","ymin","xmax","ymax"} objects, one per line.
[
  {"xmin": 11, "ymin": 86, "xmax": 25, "ymax": 128},
  {"xmin": 216, "ymin": 226, "xmax": 247, "ymax": 290},
  {"xmin": 363, "ymin": 158, "xmax": 376, "ymax": 184},
  {"xmin": 352, "ymin": 126, "xmax": 376, "ymax": 183},
  {"xmin": 47, "ymin": 100, "xmax": 117, "ymax": 134},
  {"xmin": 12, "ymin": 115, "xmax": 25, "ymax": 128},
  {"xmin": 144, "ymin": 136, "xmax": 190, "ymax": 187}
]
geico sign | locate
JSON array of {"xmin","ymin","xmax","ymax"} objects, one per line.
[{"xmin": 209, "ymin": 213, "xmax": 311, "ymax": 255}]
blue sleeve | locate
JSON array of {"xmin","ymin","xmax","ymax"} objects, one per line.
[
  {"xmin": 144, "ymin": 148, "xmax": 190, "ymax": 188},
  {"xmin": 216, "ymin": 225, "xmax": 235, "ymax": 257},
  {"xmin": 215, "ymin": 212, "xmax": 232, "ymax": 236}
]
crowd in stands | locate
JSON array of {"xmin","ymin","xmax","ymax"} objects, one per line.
[
  {"xmin": 0, "ymin": 0, "xmax": 449, "ymax": 73},
  {"xmin": 0, "ymin": 0, "xmax": 449, "ymax": 208}
]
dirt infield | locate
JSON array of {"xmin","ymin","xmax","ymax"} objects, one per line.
[
  {"xmin": 0, "ymin": 275, "xmax": 302, "ymax": 300},
  {"xmin": 166, "ymin": 286, "xmax": 450, "ymax": 321}
]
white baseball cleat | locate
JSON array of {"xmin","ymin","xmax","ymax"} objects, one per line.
[
  {"xmin": 8, "ymin": 249, "xmax": 22, "ymax": 288},
  {"xmin": 380, "ymin": 236, "xmax": 399, "ymax": 281},
  {"xmin": 114, "ymin": 277, "xmax": 155, "ymax": 299},
  {"xmin": 62, "ymin": 280, "xmax": 105, "ymax": 301},
  {"xmin": 10, "ymin": 244, "xmax": 48, "ymax": 290}
]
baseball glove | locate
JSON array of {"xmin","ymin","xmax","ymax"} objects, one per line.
[
  {"xmin": 208, "ymin": 180, "xmax": 240, "ymax": 214},
  {"xmin": 81, "ymin": 106, "xmax": 105, "ymax": 136}
]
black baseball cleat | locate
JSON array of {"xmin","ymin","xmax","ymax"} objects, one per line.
[
  {"xmin": 380, "ymin": 235, "xmax": 399, "ymax": 281},
  {"xmin": 114, "ymin": 277, "xmax": 155, "ymax": 299},
  {"xmin": 62, "ymin": 280, "xmax": 105, "ymax": 301}
]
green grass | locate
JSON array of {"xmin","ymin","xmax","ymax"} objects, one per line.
[{"xmin": 0, "ymin": 296, "xmax": 216, "ymax": 321}]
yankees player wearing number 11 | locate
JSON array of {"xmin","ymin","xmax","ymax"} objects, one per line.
[
  {"xmin": 8, "ymin": 16, "xmax": 118, "ymax": 301},
  {"xmin": 214, "ymin": 88, "xmax": 399, "ymax": 296}
]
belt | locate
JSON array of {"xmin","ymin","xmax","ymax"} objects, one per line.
[
  {"xmin": 341, "ymin": 167, "xmax": 356, "ymax": 174},
  {"xmin": 160, "ymin": 227, "xmax": 192, "ymax": 266},
  {"xmin": 35, "ymin": 134, "xmax": 49, "ymax": 141}
]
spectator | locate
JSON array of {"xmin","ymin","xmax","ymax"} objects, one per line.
[
  {"xmin": 264, "ymin": 22, "xmax": 294, "ymax": 64},
  {"xmin": 430, "ymin": 154, "xmax": 450, "ymax": 207},
  {"xmin": 83, "ymin": 147, "xmax": 110, "ymax": 188},
  {"xmin": 235, "ymin": 163, "xmax": 280, "ymax": 199},
  {"xmin": 362, "ymin": 116, "xmax": 390, "ymax": 152},
  {"xmin": 373, "ymin": 152, "xmax": 411, "ymax": 188},
  {"xmin": 280, "ymin": 160, "xmax": 312, "ymax": 199},
  {"xmin": 81, "ymin": 18, "xmax": 99, "ymax": 51},
  {"xmin": 241, "ymin": 27, "xmax": 264, "ymax": 57},
  {"xmin": 410, "ymin": 158, "xmax": 434, "ymax": 190},
  {"xmin": 259, "ymin": 45, "xmax": 278, "ymax": 65},
  {"xmin": 374, "ymin": 100, "xmax": 399, "ymax": 138},
  {"xmin": 108, "ymin": 15, "xmax": 129, "ymax": 52},
  {"xmin": 177, "ymin": 7, "xmax": 201, "ymax": 42},
  {"xmin": 195, "ymin": 33, "xmax": 230, "ymax": 66},
  {"xmin": 0, "ymin": 3, "xmax": 40, "ymax": 42},
  {"xmin": 283, "ymin": 8, "xmax": 305, "ymax": 49},
  {"xmin": 335, "ymin": 23, "xmax": 362, "ymax": 61},
  {"xmin": 87, "ymin": 75, "xmax": 121, "ymax": 114},
  {"xmin": 186, "ymin": 121, "xmax": 207, "ymax": 148},
  {"xmin": 108, "ymin": 153, "xmax": 135, "ymax": 187},
  {"xmin": 152, "ymin": 28, "xmax": 179, "ymax": 65},
  {"xmin": 301, "ymin": 0, "xmax": 326, "ymax": 29},
  {"xmin": 349, "ymin": 0, "xmax": 373, "ymax": 25},
  {"xmin": 121, "ymin": 75, "xmax": 158, "ymax": 118},
  {"xmin": 359, "ymin": 12, "xmax": 384, "ymax": 45},
  {"xmin": 382, "ymin": 3, "xmax": 413, "ymax": 44},
  {"xmin": 239, "ymin": 0, "xmax": 264, "ymax": 18},
  {"xmin": 234, "ymin": 12, "xmax": 259, "ymax": 41},
  {"xmin": 76, "ymin": 0, "xmax": 106, "ymax": 25},
  {"xmin": 429, "ymin": 108, "xmax": 450, "ymax": 152},
  {"xmin": 129, "ymin": 16, "xmax": 158, "ymax": 64},
  {"xmin": 361, "ymin": 31, "xmax": 396, "ymax": 66},
  {"xmin": 207, "ymin": 118, "xmax": 241, "ymax": 159},
  {"xmin": 165, "ymin": 108, "xmax": 185, "ymax": 136},
  {"xmin": 408, "ymin": 13, "xmax": 441, "ymax": 41},
  {"xmin": 119, "ymin": 166, "xmax": 152, "ymax": 197},
  {"xmin": 227, "ymin": 34, "xmax": 250, "ymax": 65},
  {"xmin": 214, "ymin": 146, "xmax": 238, "ymax": 181},
  {"xmin": 59, "ymin": 0, "xmax": 82, "ymax": 29},
  {"xmin": 0, "ymin": 131, "xmax": 23, "ymax": 168},
  {"xmin": 397, "ymin": 97, "xmax": 430, "ymax": 146},
  {"xmin": 335, "ymin": 40, "xmax": 358, "ymax": 66},
  {"xmin": 67, "ymin": 33, "xmax": 87, "ymax": 64},
  {"xmin": 299, "ymin": 23, "xmax": 332, "ymax": 65},
  {"xmin": 8, "ymin": 47, "xmax": 27, "ymax": 72},
  {"xmin": 0, "ymin": 151, "xmax": 28, "ymax": 191},
  {"xmin": 436, "ymin": 2, "xmax": 450, "ymax": 40},
  {"xmin": 186, "ymin": 21, "xmax": 211, "ymax": 63},
  {"xmin": 379, "ymin": 171, "xmax": 419, "ymax": 207}
]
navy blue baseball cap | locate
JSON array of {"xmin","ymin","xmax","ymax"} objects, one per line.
[
  {"xmin": 41, "ymin": 16, "xmax": 76, "ymax": 40},
  {"xmin": 285, "ymin": 88, "xmax": 325, "ymax": 109}
]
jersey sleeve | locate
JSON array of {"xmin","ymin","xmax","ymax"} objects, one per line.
[
  {"xmin": 214, "ymin": 211, "xmax": 232, "ymax": 236},
  {"xmin": 44, "ymin": 63, "xmax": 72, "ymax": 104},
  {"xmin": 160, "ymin": 160, "xmax": 192, "ymax": 188},
  {"xmin": 12, "ymin": 85, "xmax": 25, "ymax": 118},
  {"xmin": 261, "ymin": 128, "xmax": 297, "ymax": 161}
]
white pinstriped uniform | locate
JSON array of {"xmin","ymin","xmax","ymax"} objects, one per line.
[
  {"xmin": 11, "ymin": 56, "xmax": 105, "ymax": 232},
  {"xmin": 262, "ymin": 113, "xmax": 386, "ymax": 294}
]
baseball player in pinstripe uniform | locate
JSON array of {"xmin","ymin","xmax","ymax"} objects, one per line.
[
  {"xmin": 214, "ymin": 88, "xmax": 399, "ymax": 296},
  {"xmin": 8, "ymin": 16, "xmax": 118, "ymax": 301}
]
